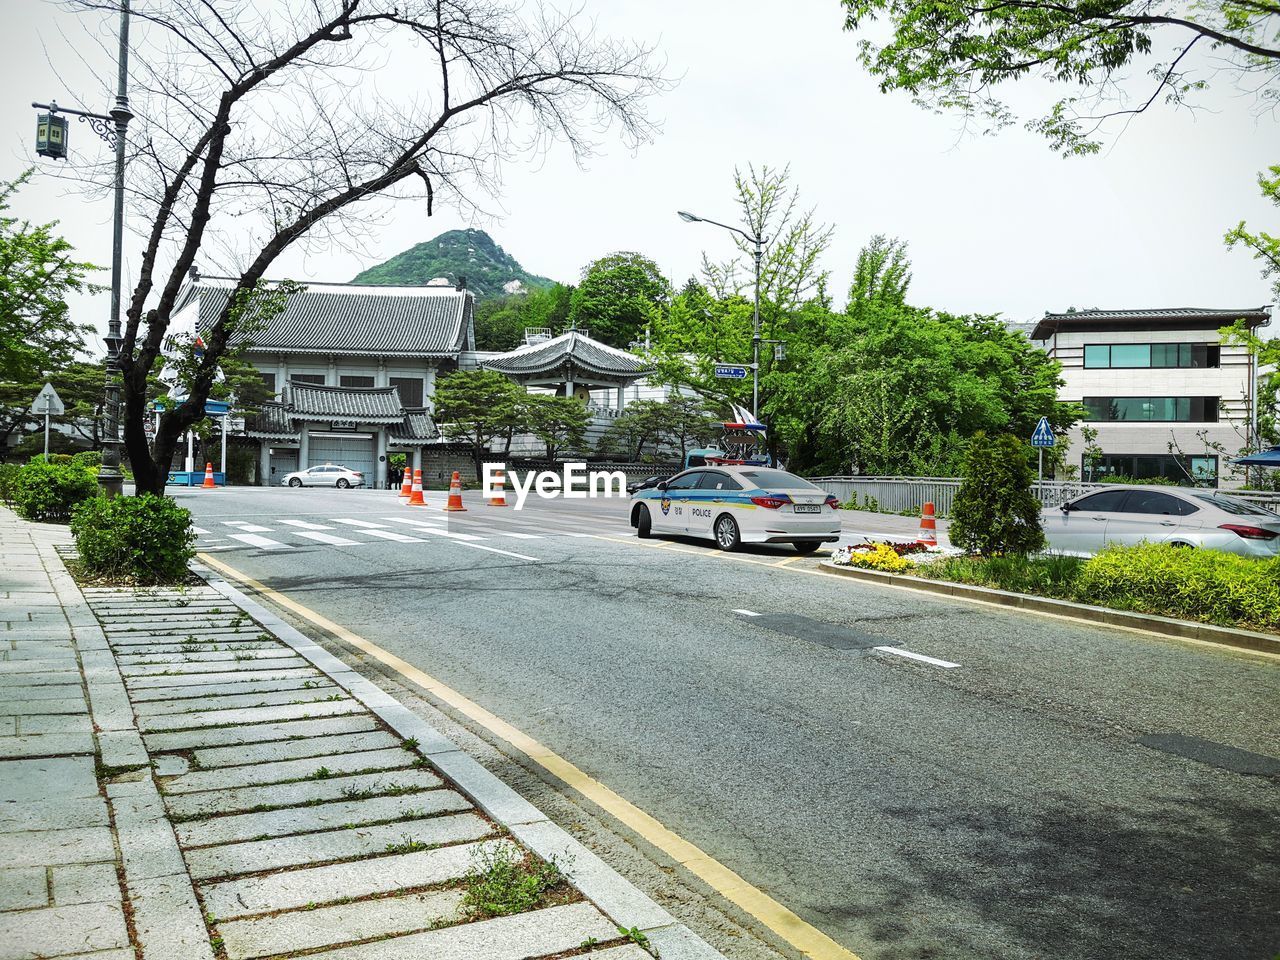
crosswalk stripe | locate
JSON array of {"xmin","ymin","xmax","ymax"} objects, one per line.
[
  {"xmin": 280, "ymin": 519, "xmax": 334, "ymax": 531},
  {"xmin": 192, "ymin": 526, "xmax": 210, "ymax": 535},
  {"xmin": 330, "ymin": 518, "xmax": 387, "ymax": 528},
  {"xmin": 356, "ymin": 529, "xmax": 424, "ymax": 543},
  {"xmin": 452, "ymin": 541, "xmax": 539, "ymax": 562},
  {"xmin": 224, "ymin": 521, "xmax": 271, "ymax": 532},
  {"xmin": 379, "ymin": 518, "xmax": 485, "ymax": 542},
  {"xmin": 295, "ymin": 531, "xmax": 359, "ymax": 546},
  {"xmin": 227, "ymin": 533, "xmax": 290, "ymax": 550}
]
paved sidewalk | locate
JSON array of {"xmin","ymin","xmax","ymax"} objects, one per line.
[{"xmin": 1, "ymin": 506, "xmax": 722, "ymax": 960}]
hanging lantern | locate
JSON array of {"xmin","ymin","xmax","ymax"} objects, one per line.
[{"xmin": 36, "ymin": 113, "xmax": 68, "ymax": 160}]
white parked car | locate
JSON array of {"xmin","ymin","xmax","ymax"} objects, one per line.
[
  {"xmin": 1041, "ymin": 485, "xmax": 1280, "ymax": 558},
  {"xmin": 629, "ymin": 465, "xmax": 841, "ymax": 552},
  {"xmin": 280, "ymin": 464, "xmax": 365, "ymax": 489}
]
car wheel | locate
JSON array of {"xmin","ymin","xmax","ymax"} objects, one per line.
[
  {"xmin": 793, "ymin": 540, "xmax": 822, "ymax": 554},
  {"xmin": 1170, "ymin": 541, "xmax": 1195, "ymax": 549},
  {"xmin": 714, "ymin": 514, "xmax": 741, "ymax": 551},
  {"xmin": 635, "ymin": 504, "xmax": 652, "ymax": 539},
  {"xmin": 288, "ymin": 478, "xmax": 302, "ymax": 488},
  {"xmin": 336, "ymin": 478, "xmax": 350, "ymax": 489}
]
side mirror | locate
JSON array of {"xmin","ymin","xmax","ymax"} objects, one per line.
[{"xmin": 656, "ymin": 481, "xmax": 668, "ymax": 492}]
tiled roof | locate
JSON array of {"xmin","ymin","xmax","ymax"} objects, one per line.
[
  {"xmin": 288, "ymin": 381, "xmax": 405, "ymax": 424},
  {"xmin": 1032, "ymin": 306, "xmax": 1271, "ymax": 340},
  {"xmin": 389, "ymin": 408, "xmax": 437, "ymax": 445},
  {"xmin": 482, "ymin": 330, "xmax": 650, "ymax": 379},
  {"xmin": 175, "ymin": 281, "xmax": 472, "ymax": 357},
  {"xmin": 243, "ymin": 402, "xmax": 295, "ymax": 440}
]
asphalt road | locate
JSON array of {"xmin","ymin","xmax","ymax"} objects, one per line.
[{"xmin": 174, "ymin": 484, "xmax": 1280, "ymax": 960}]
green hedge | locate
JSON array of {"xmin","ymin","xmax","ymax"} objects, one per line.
[
  {"xmin": 0, "ymin": 462, "xmax": 19, "ymax": 506},
  {"xmin": 71, "ymin": 494, "xmax": 195, "ymax": 584},
  {"xmin": 11, "ymin": 459, "xmax": 98, "ymax": 523},
  {"xmin": 1074, "ymin": 543, "xmax": 1280, "ymax": 631}
]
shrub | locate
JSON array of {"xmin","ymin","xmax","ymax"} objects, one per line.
[
  {"xmin": 11, "ymin": 459, "xmax": 98, "ymax": 523},
  {"xmin": 71, "ymin": 494, "xmax": 195, "ymax": 584},
  {"xmin": 919, "ymin": 553, "xmax": 1084, "ymax": 597},
  {"xmin": 0, "ymin": 462, "xmax": 19, "ymax": 506},
  {"xmin": 949, "ymin": 431, "xmax": 1045, "ymax": 556},
  {"xmin": 71, "ymin": 450, "xmax": 102, "ymax": 469},
  {"xmin": 1074, "ymin": 543, "xmax": 1280, "ymax": 630}
]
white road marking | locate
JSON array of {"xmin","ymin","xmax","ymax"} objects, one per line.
[
  {"xmin": 224, "ymin": 521, "xmax": 271, "ymax": 532},
  {"xmin": 227, "ymin": 533, "xmax": 290, "ymax": 550},
  {"xmin": 198, "ymin": 545, "xmax": 237, "ymax": 551},
  {"xmin": 733, "ymin": 609, "xmax": 761, "ymax": 617},
  {"xmin": 192, "ymin": 526, "xmax": 210, "ymax": 535},
  {"xmin": 452, "ymin": 541, "xmax": 540, "ymax": 562},
  {"xmin": 357, "ymin": 529, "xmax": 425, "ymax": 543},
  {"xmin": 295, "ymin": 531, "xmax": 359, "ymax": 546},
  {"xmin": 330, "ymin": 518, "xmax": 386, "ymax": 528},
  {"xmin": 874, "ymin": 646, "xmax": 959, "ymax": 669},
  {"xmin": 379, "ymin": 518, "xmax": 484, "ymax": 542},
  {"xmin": 500, "ymin": 531, "xmax": 542, "ymax": 540},
  {"xmin": 280, "ymin": 519, "xmax": 334, "ymax": 531}
]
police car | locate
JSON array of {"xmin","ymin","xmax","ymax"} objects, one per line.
[{"xmin": 629, "ymin": 466, "xmax": 841, "ymax": 552}]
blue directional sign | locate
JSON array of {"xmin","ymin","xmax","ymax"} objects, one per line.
[
  {"xmin": 714, "ymin": 364, "xmax": 748, "ymax": 379},
  {"xmin": 1031, "ymin": 416, "xmax": 1055, "ymax": 448}
]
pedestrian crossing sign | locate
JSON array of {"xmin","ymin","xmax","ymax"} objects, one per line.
[{"xmin": 1030, "ymin": 417, "xmax": 1055, "ymax": 448}]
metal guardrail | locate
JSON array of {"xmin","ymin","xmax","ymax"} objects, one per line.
[{"xmin": 806, "ymin": 476, "xmax": 1280, "ymax": 516}]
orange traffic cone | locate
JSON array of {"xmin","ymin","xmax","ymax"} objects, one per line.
[
  {"xmin": 487, "ymin": 468, "xmax": 508, "ymax": 507},
  {"xmin": 917, "ymin": 501, "xmax": 938, "ymax": 547},
  {"xmin": 443, "ymin": 470, "xmax": 467, "ymax": 512},
  {"xmin": 399, "ymin": 466, "xmax": 412, "ymax": 498},
  {"xmin": 202, "ymin": 462, "xmax": 216, "ymax": 488},
  {"xmin": 408, "ymin": 468, "xmax": 425, "ymax": 506}
]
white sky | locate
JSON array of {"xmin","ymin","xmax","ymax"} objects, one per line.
[{"xmin": 2, "ymin": 0, "xmax": 1276, "ymax": 355}]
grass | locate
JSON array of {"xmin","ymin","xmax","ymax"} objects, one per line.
[
  {"xmin": 917, "ymin": 553, "xmax": 1084, "ymax": 599},
  {"xmin": 461, "ymin": 845, "xmax": 570, "ymax": 920}
]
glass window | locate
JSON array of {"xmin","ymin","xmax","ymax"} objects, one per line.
[
  {"xmin": 1083, "ymin": 345, "xmax": 1110, "ymax": 368},
  {"xmin": 340, "ymin": 375, "xmax": 375, "ymax": 388},
  {"xmin": 1109, "ymin": 344, "xmax": 1151, "ymax": 368},
  {"xmin": 696, "ymin": 471, "xmax": 742, "ymax": 491},
  {"xmin": 292, "ymin": 374, "xmax": 325, "ymax": 385},
  {"xmin": 1082, "ymin": 397, "xmax": 1218, "ymax": 422},
  {"xmin": 390, "ymin": 377, "xmax": 423, "ymax": 407},
  {"xmin": 1193, "ymin": 494, "xmax": 1280, "ymax": 518},
  {"xmin": 738, "ymin": 469, "xmax": 821, "ymax": 490},
  {"xmin": 664, "ymin": 472, "xmax": 702, "ymax": 491},
  {"xmin": 1124, "ymin": 491, "xmax": 1197, "ymax": 516},
  {"xmin": 259, "ymin": 372, "xmax": 277, "ymax": 394},
  {"xmin": 1071, "ymin": 490, "xmax": 1130, "ymax": 512}
]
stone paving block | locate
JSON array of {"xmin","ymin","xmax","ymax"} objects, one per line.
[
  {"xmin": 0, "ymin": 697, "xmax": 87, "ymax": 716},
  {"xmin": 0, "ymin": 900, "xmax": 129, "ymax": 960},
  {"xmin": 107, "ymin": 629, "xmax": 262, "ymax": 644},
  {"xmin": 304, "ymin": 901, "xmax": 616, "ymax": 960},
  {"xmin": 0, "ymin": 867, "xmax": 47, "ymax": 910},
  {"xmin": 107, "ymin": 781, "xmax": 189, "ymax": 882},
  {"xmin": 193, "ymin": 729, "xmax": 399, "ymax": 768},
  {"xmin": 575, "ymin": 948, "xmax": 653, "ymax": 960},
  {"xmin": 4, "ymin": 645, "xmax": 76, "ymax": 662},
  {"xmin": 98, "ymin": 730, "xmax": 149, "ymax": 770},
  {"xmin": 178, "ymin": 789, "xmax": 471, "ymax": 848},
  {"xmin": 643, "ymin": 923, "xmax": 730, "ymax": 959},
  {"xmin": 218, "ymin": 888, "xmax": 466, "ymax": 960},
  {"xmin": 116, "ymin": 649, "xmax": 297, "ymax": 666},
  {"xmin": 129, "ymin": 674, "xmax": 339, "ymax": 703},
  {"xmin": 121, "ymin": 656, "xmax": 309, "ymax": 678},
  {"xmin": 0, "ymin": 757, "xmax": 97, "ymax": 802},
  {"xmin": 162, "ymin": 747, "xmax": 418, "ymax": 793},
  {"xmin": 185, "ymin": 811, "xmax": 492, "ymax": 880},
  {"xmin": 166, "ymin": 768, "xmax": 443, "ymax": 820},
  {"xmin": 144, "ymin": 713, "xmax": 378, "ymax": 753},
  {"xmin": 0, "ymin": 795, "xmax": 109, "ymax": 832},
  {"xmin": 126, "ymin": 666, "xmax": 319, "ymax": 690},
  {"xmin": 50, "ymin": 862, "xmax": 121, "ymax": 905},
  {"xmin": 0, "ymin": 826, "xmax": 114, "ymax": 868},
  {"xmin": 140, "ymin": 697, "xmax": 363, "ymax": 733},
  {"xmin": 0, "ymin": 657, "xmax": 76, "ymax": 674},
  {"xmin": 200, "ymin": 839, "xmax": 512, "ymax": 920},
  {"xmin": 427, "ymin": 750, "xmax": 546, "ymax": 827},
  {"xmin": 0, "ymin": 683, "xmax": 83, "ymax": 701},
  {"xmin": 0, "ymin": 733, "xmax": 95, "ymax": 759},
  {"xmin": 152, "ymin": 755, "xmax": 189, "ymax": 776},
  {"xmin": 0, "ymin": 717, "xmax": 14, "ymax": 736},
  {"xmin": 16, "ymin": 713, "xmax": 93, "ymax": 735},
  {"xmin": 134, "ymin": 686, "xmax": 345, "ymax": 719},
  {"xmin": 127, "ymin": 873, "xmax": 217, "ymax": 960},
  {"xmin": 0, "ymin": 670, "xmax": 79, "ymax": 688}
]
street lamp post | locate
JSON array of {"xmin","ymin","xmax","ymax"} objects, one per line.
[
  {"xmin": 678, "ymin": 210, "xmax": 763, "ymax": 421},
  {"xmin": 32, "ymin": 0, "xmax": 132, "ymax": 497}
]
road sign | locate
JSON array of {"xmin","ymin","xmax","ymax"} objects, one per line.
[
  {"xmin": 30, "ymin": 383, "xmax": 65, "ymax": 416},
  {"xmin": 714, "ymin": 364, "xmax": 748, "ymax": 380},
  {"xmin": 1031, "ymin": 416, "xmax": 1055, "ymax": 448}
]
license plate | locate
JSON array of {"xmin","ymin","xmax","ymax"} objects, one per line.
[{"xmin": 793, "ymin": 504, "xmax": 821, "ymax": 514}]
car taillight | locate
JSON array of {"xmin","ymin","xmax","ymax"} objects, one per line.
[
  {"xmin": 1219, "ymin": 523, "xmax": 1278, "ymax": 540},
  {"xmin": 825, "ymin": 495, "xmax": 839, "ymax": 510},
  {"xmin": 751, "ymin": 494, "xmax": 791, "ymax": 509}
]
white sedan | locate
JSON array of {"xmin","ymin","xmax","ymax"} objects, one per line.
[
  {"xmin": 1042, "ymin": 485, "xmax": 1280, "ymax": 557},
  {"xmin": 629, "ymin": 466, "xmax": 841, "ymax": 552},
  {"xmin": 281, "ymin": 464, "xmax": 366, "ymax": 489}
]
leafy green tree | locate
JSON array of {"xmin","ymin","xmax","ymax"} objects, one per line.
[
  {"xmin": 0, "ymin": 170, "xmax": 97, "ymax": 383},
  {"xmin": 598, "ymin": 396, "xmax": 720, "ymax": 462},
  {"xmin": 432, "ymin": 369, "xmax": 525, "ymax": 478},
  {"xmin": 840, "ymin": 0, "xmax": 1280, "ymax": 155},
  {"xmin": 568, "ymin": 253, "xmax": 670, "ymax": 347},
  {"xmin": 950, "ymin": 432, "xmax": 1045, "ymax": 556},
  {"xmin": 523, "ymin": 395, "xmax": 589, "ymax": 461},
  {"xmin": 474, "ymin": 283, "xmax": 575, "ymax": 351}
]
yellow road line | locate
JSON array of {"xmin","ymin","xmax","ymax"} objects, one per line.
[{"xmin": 197, "ymin": 552, "xmax": 863, "ymax": 960}]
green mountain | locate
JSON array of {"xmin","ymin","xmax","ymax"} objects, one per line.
[{"xmin": 351, "ymin": 229, "xmax": 555, "ymax": 299}]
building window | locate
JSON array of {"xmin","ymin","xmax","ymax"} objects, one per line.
[
  {"xmin": 1083, "ymin": 453, "xmax": 1217, "ymax": 484},
  {"xmin": 291, "ymin": 374, "xmax": 325, "ymax": 385},
  {"xmin": 390, "ymin": 376, "xmax": 423, "ymax": 406},
  {"xmin": 1082, "ymin": 343, "xmax": 1220, "ymax": 369},
  {"xmin": 339, "ymin": 375, "xmax": 375, "ymax": 388},
  {"xmin": 1081, "ymin": 397, "xmax": 1218, "ymax": 422}
]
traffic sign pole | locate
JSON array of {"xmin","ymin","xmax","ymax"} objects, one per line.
[{"xmin": 43, "ymin": 397, "xmax": 50, "ymax": 458}]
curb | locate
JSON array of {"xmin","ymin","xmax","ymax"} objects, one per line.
[
  {"xmin": 819, "ymin": 560, "xmax": 1280, "ymax": 657},
  {"xmin": 192, "ymin": 561, "xmax": 725, "ymax": 960}
]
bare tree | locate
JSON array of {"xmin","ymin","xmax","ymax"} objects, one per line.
[{"xmin": 60, "ymin": 0, "xmax": 667, "ymax": 494}]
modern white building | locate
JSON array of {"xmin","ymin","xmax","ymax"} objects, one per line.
[{"xmin": 1031, "ymin": 306, "xmax": 1273, "ymax": 483}]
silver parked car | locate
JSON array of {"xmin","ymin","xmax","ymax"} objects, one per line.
[
  {"xmin": 1041, "ymin": 485, "xmax": 1280, "ymax": 558},
  {"xmin": 280, "ymin": 464, "xmax": 365, "ymax": 489}
]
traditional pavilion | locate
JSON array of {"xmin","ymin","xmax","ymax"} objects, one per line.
[{"xmin": 480, "ymin": 328, "xmax": 651, "ymax": 410}]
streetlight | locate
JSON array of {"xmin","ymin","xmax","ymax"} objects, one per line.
[
  {"xmin": 677, "ymin": 209, "xmax": 764, "ymax": 421},
  {"xmin": 32, "ymin": 1, "xmax": 132, "ymax": 498}
]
